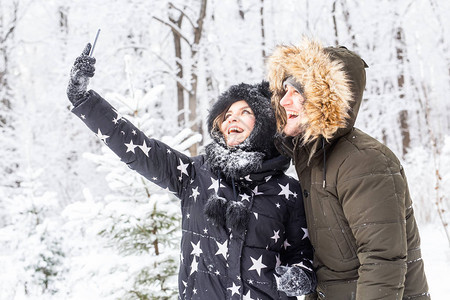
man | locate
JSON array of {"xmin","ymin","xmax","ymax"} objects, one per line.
[{"xmin": 266, "ymin": 37, "xmax": 430, "ymax": 299}]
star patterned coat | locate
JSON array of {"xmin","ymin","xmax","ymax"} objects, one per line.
[{"xmin": 72, "ymin": 90, "xmax": 314, "ymax": 300}]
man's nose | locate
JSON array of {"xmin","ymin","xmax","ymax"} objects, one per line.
[{"xmin": 280, "ymin": 91, "xmax": 292, "ymax": 107}]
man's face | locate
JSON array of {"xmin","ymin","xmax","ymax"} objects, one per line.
[{"xmin": 280, "ymin": 85, "xmax": 306, "ymax": 137}]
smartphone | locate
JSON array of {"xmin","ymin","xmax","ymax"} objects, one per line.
[{"xmin": 89, "ymin": 29, "xmax": 101, "ymax": 57}]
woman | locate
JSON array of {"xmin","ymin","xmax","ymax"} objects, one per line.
[{"xmin": 67, "ymin": 44, "xmax": 316, "ymax": 299}]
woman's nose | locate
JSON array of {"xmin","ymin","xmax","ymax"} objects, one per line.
[{"xmin": 227, "ymin": 114, "xmax": 238, "ymax": 123}]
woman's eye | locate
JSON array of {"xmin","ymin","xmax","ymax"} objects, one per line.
[
  {"xmin": 243, "ymin": 110, "xmax": 252, "ymax": 115},
  {"xmin": 224, "ymin": 114, "xmax": 231, "ymax": 120}
]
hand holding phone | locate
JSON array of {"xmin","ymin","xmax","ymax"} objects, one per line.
[
  {"xmin": 89, "ymin": 29, "xmax": 101, "ymax": 57},
  {"xmin": 67, "ymin": 30, "xmax": 100, "ymax": 105}
]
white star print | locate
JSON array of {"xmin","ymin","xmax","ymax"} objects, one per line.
[
  {"xmin": 138, "ymin": 140, "xmax": 151, "ymax": 156},
  {"xmin": 112, "ymin": 116, "xmax": 120, "ymax": 124},
  {"xmin": 215, "ymin": 270, "xmax": 220, "ymax": 275},
  {"xmin": 125, "ymin": 139, "xmax": 138, "ymax": 153},
  {"xmin": 111, "ymin": 108, "xmax": 122, "ymax": 118},
  {"xmin": 167, "ymin": 149, "xmax": 172, "ymax": 154},
  {"xmin": 186, "ymin": 214, "xmax": 190, "ymax": 219},
  {"xmin": 191, "ymin": 186, "xmax": 200, "ymax": 202},
  {"xmin": 193, "ymin": 288, "xmax": 197, "ymax": 294},
  {"xmin": 275, "ymin": 202, "xmax": 281, "ymax": 208},
  {"xmin": 177, "ymin": 158, "xmax": 189, "ymax": 177},
  {"xmin": 283, "ymin": 239, "xmax": 291, "ymax": 250},
  {"xmin": 271, "ymin": 230, "xmax": 280, "ymax": 243},
  {"xmin": 264, "ymin": 175, "xmax": 272, "ymax": 182},
  {"xmin": 80, "ymin": 114, "xmax": 86, "ymax": 119},
  {"xmin": 208, "ymin": 177, "xmax": 224, "ymax": 193},
  {"xmin": 248, "ymin": 255, "xmax": 267, "ymax": 276},
  {"xmin": 243, "ymin": 290, "xmax": 254, "ymax": 300},
  {"xmin": 278, "ymin": 183, "xmax": 293, "ymax": 199},
  {"xmin": 203, "ymin": 228, "xmax": 208, "ymax": 234},
  {"xmin": 190, "ymin": 241, "xmax": 203, "ymax": 257},
  {"xmin": 253, "ymin": 212, "xmax": 258, "ymax": 220},
  {"xmin": 132, "ymin": 129, "xmax": 137, "ymax": 135},
  {"xmin": 190, "ymin": 257, "xmax": 198, "ymax": 275},
  {"xmin": 275, "ymin": 254, "xmax": 282, "ymax": 268},
  {"xmin": 227, "ymin": 282, "xmax": 240, "ymax": 296},
  {"xmin": 215, "ymin": 240, "xmax": 228, "ymax": 259},
  {"xmin": 244, "ymin": 175, "xmax": 252, "ymax": 181},
  {"xmin": 240, "ymin": 193, "xmax": 251, "ymax": 202},
  {"xmin": 252, "ymin": 186, "xmax": 263, "ymax": 195},
  {"xmin": 182, "ymin": 280, "xmax": 187, "ymax": 294},
  {"xmin": 302, "ymin": 227, "xmax": 309, "ymax": 240},
  {"xmin": 96, "ymin": 128, "xmax": 109, "ymax": 143}
]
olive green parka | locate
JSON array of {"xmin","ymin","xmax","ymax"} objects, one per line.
[{"xmin": 267, "ymin": 38, "xmax": 429, "ymax": 300}]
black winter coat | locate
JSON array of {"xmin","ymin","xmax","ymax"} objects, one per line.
[{"xmin": 72, "ymin": 91, "xmax": 314, "ymax": 299}]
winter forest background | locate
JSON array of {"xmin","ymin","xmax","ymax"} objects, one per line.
[{"xmin": 1, "ymin": 0, "xmax": 449, "ymax": 299}]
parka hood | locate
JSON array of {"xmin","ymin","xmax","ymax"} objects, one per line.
[{"xmin": 267, "ymin": 37, "xmax": 368, "ymax": 144}]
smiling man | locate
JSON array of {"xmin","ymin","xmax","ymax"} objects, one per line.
[{"xmin": 267, "ymin": 38, "xmax": 430, "ymax": 300}]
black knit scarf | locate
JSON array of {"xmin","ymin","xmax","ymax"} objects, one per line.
[{"xmin": 204, "ymin": 137, "xmax": 265, "ymax": 232}]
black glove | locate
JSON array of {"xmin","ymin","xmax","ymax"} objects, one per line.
[
  {"xmin": 275, "ymin": 265, "xmax": 313, "ymax": 296},
  {"xmin": 67, "ymin": 43, "xmax": 96, "ymax": 105}
]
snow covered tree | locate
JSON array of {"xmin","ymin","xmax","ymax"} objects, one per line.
[{"xmin": 0, "ymin": 167, "xmax": 65, "ymax": 298}]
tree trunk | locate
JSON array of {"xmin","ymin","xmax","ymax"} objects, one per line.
[
  {"xmin": 395, "ymin": 26, "xmax": 410, "ymax": 157},
  {"xmin": 237, "ymin": 0, "xmax": 245, "ymax": 19},
  {"xmin": 331, "ymin": 1, "xmax": 339, "ymax": 45},
  {"xmin": 259, "ymin": 0, "xmax": 266, "ymax": 59},
  {"xmin": 0, "ymin": 1, "xmax": 18, "ymax": 126},
  {"xmin": 188, "ymin": 0, "xmax": 207, "ymax": 156},
  {"xmin": 339, "ymin": 0, "xmax": 357, "ymax": 48},
  {"xmin": 169, "ymin": 14, "xmax": 185, "ymax": 127}
]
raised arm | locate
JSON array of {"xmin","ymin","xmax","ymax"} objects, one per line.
[{"xmin": 66, "ymin": 45, "xmax": 195, "ymax": 197}]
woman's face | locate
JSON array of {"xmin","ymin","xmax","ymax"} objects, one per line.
[{"xmin": 220, "ymin": 100, "xmax": 255, "ymax": 147}]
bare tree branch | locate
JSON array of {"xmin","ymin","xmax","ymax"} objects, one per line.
[
  {"xmin": 152, "ymin": 16, "xmax": 192, "ymax": 47},
  {"xmin": 168, "ymin": 2, "xmax": 196, "ymax": 29}
]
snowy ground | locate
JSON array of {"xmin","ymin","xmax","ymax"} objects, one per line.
[{"xmin": 420, "ymin": 223, "xmax": 450, "ymax": 299}]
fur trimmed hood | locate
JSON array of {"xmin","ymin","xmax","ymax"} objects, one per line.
[{"xmin": 267, "ymin": 37, "xmax": 368, "ymax": 144}]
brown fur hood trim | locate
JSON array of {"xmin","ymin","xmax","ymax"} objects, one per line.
[{"xmin": 267, "ymin": 37, "xmax": 367, "ymax": 144}]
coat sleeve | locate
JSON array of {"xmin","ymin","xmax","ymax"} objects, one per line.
[
  {"xmin": 337, "ymin": 148, "xmax": 407, "ymax": 300},
  {"xmin": 281, "ymin": 178, "xmax": 316, "ymax": 292},
  {"xmin": 71, "ymin": 90, "xmax": 194, "ymax": 198}
]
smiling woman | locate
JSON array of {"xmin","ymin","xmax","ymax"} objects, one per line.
[
  {"xmin": 66, "ymin": 44, "xmax": 316, "ymax": 299},
  {"xmin": 220, "ymin": 100, "xmax": 256, "ymax": 147}
]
